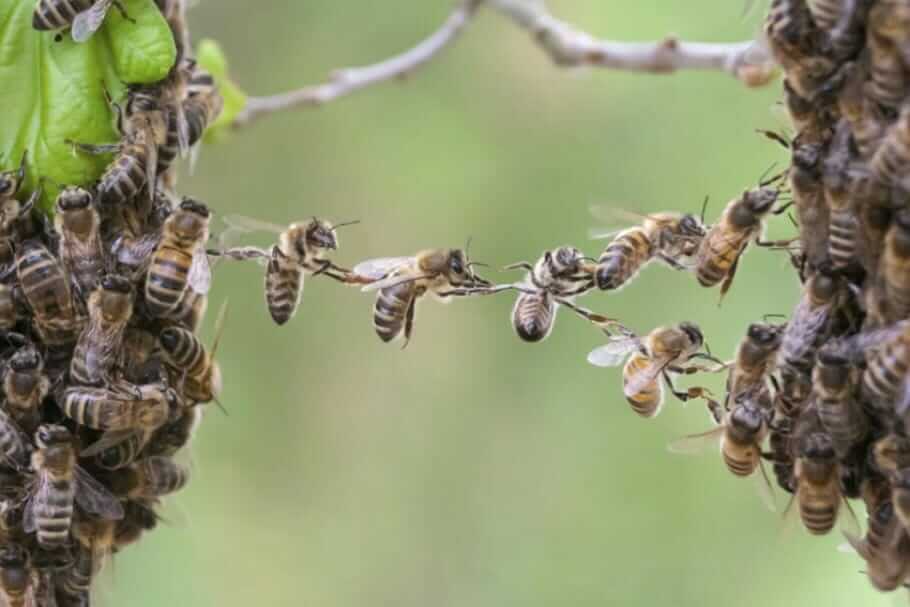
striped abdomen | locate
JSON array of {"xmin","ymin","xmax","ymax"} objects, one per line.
[
  {"xmin": 373, "ymin": 280, "xmax": 416, "ymax": 343},
  {"xmin": 721, "ymin": 437, "xmax": 759, "ymax": 477},
  {"xmin": 160, "ymin": 328, "xmax": 206, "ymax": 375},
  {"xmin": 871, "ymin": 126, "xmax": 910, "ymax": 186},
  {"xmin": 97, "ymin": 141, "xmax": 150, "ymax": 207},
  {"xmin": 867, "ymin": 37, "xmax": 909, "ymax": 110},
  {"xmin": 863, "ymin": 339, "xmax": 910, "ymax": 405},
  {"xmin": 57, "ymin": 543, "xmax": 93, "ymax": 600},
  {"xmin": 131, "ymin": 457, "xmax": 188, "ymax": 498},
  {"xmin": 622, "ymin": 354, "xmax": 663, "ymax": 418},
  {"xmin": 882, "ymin": 234, "xmax": 910, "ymax": 321},
  {"xmin": 32, "ymin": 0, "xmax": 94, "ymax": 30},
  {"xmin": 0, "ymin": 413, "xmax": 28, "ymax": 468},
  {"xmin": 35, "ymin": 474, "xmax": 75, "ymax": 548},
  {"xmin": 695, "ymin": 227, "xmax": 749, "ymax": 287},
  {"xmin": 16, "ymin": 242, "xmax": 76, "ymax": 343},
  {"xmin": 71, "ymin": 329, "xmax": 120, "ymax": 386},
  {"xmin": 145, "ymin": 244, "xmax": 193, "ymax": 316},
  {"xmin": 595, "ymin": 227, "xmax": 653, "ymax": 290},
  {"xmin": 61, "ymin": 388, "xmax": 132, "ymax": 430},
  {"xmin": 265, "ymin": 249, "xmax": 303, "ymax": 325},
  {"xmin": 828, "ymin": 209, "xmax": 858, "ymax": 270},
  {"xmin": 157, "ymin": 108, "xmax": 181, "ymax": 173},
  {"xmin": 798, "ymin": 482, "xmax": 839, "ymax": 535},
  {"xmin": 511, "ymin": 290, "xmax": 555, "ymax": 343}
]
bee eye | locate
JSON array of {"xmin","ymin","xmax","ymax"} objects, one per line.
[{"xmin": 450, "ymin": 256, "xmax": 464, "ymax": 274}]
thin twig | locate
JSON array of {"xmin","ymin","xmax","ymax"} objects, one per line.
[
  {"xmin": 233, "ymin": 0, "xmax": 483, "ymax": 127},
  {"xmin": 232, "ymin": 0, "xmax": 775, "ymax": 128}
]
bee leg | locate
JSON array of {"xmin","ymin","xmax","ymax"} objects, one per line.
[
  {"xmin": 65, "ymin": 141, "xmax": 121, "ymax": 156},
  {"xmin": 718, "ymin": 255, "xmax": 741, "ymax": 302},
  {"xmin": 772, "ymin": 201, "xmax": 794, "ymax": 215},
  {"xmin": 555, "ymin": 297, "xmax": 620, "ymax": 330},
  {"xmin": 656, "ymin": 253, "xmax": 685, "ymax": 270},
  {"xmin": 503, "ymin": 261, "xmax": 534, "ymax": 272},
  {"xmin": 112, "ymin": 1, "xmax": 137, "ymax": 24},
  {"xmin": 401, "ymin": 299, "xmax": 416, "ymax": 350},
  {"xmin": 662, "ymin": 371, "xmax": 695, "ymax": 403}
]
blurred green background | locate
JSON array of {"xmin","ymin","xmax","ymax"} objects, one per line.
[{"xmin": 106, "ymin": 1, "xmax": 893, "ymax": 606}]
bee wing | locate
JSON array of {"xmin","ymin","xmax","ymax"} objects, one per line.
[
  {"xmin": 623, "ymin": 357, "xmax": 670, "ymax": 400},
  {"xmin": 74, "ymin": 466, "xmax": 124, "ymax": 521},
  {"xmin": 22, "ymin": 476, "xmax": 48, "ymax": 534},
  {"xmin": 360, "ymin": 272, "xmax": 429, "ymax": 293},
  {"xmin": 586, "ymin": 337, "xmax": 640, "ymax": 367},
  {"xmin": 80, "ymin": 429, "xmax": 138, "ymax": 458},
  {"xmin": 222, "ymin": 214, "xmax": 286, "ymax": 235},
  {"xmin": 352, "ymin": 257, "xmax": 417, "ymax": 290},
  {"xmin": 188, "ymin": 245, "xmax": 212, "ymax": 295},
  {"xmin": 174, "ymin": 99, "xmax": 191, "ymax": 157},
  {"xmin": 666, "ymin": 425, "xmax": 724, "ymax": 455},
  {"xmin": 784, "ymin": 297, "xmax": 831, "ymax": 351},
  {"xmin": 755, "ymin": 458, "xmax": 778, "ymax": 513},
  {"xmin": 71, "ymin": 0, "xmax": 114, "ymax": 42}
]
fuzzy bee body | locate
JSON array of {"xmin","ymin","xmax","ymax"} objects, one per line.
[
  {"xmin": 70, "ymin": 275, "xmax": 133, "ymax": 386},
  {"xmin": 16, "ymin": 240, "xmax": 79, "ymax": 346},
  {"xmin": 511, "ymin": 289, "xmax": 556, "ymax": 343}
]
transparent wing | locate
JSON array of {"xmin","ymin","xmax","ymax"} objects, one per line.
[
  {"xmin": 71, "ymin": 0, "xmax": 114, "ymax": 42},
  {"xmin": 145, "ymin": 129, "xmax": 159, "ymax": 202},
  {"xmin": 74, "ymin": 466, "xmax": 124, "ymax": 521},
  {"xmin": 222, "ymin": 214, "xmax": 286, "ymax": 235},
  {"xmin": 188, "ymin": 245, "xmax": 212, "ymax": 295},
  {"xmin": 80, "ymin": 429, "xmax": 138, "ymax": 457},
  {"xmin": 623, "ymin": 357, "xmax": 668, "ymax": 399},
  {"xmin": 666, "ymin": 426, "xmax": 724, "ymax": 455},
  {"xmin": 755, "ymin": 458, "xmax": 778, "ymax": 513},
  {"xmin": 174, "ymin": 100, "xmax": 191, "ymax": 157},
  {"xmin": 22, "ymin": 476, "xmax": 48, "ymax": 534},
  {"xmin": 352, "ymin": 257, "xmax": 415, "ymax": 281},
  {"xmin": 361, "ymin": 272, "xmax": 427, "ymax": 293},
  {"xmin": 587, "ymin": 337, "xmax": 640, "ymax": 367}
]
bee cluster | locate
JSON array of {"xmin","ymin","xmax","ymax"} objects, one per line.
[{"xmin": 0, "ymin": 1, "xmax": 231, "ymax": 604}]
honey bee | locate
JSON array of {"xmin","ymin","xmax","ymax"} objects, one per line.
[
  {"xmin": 867, "ymin": 1, "xmax": 910, "ymax": 110},
  {"xmin": 16, "ymin": 240, "xmax": 80, "ymax": 346},
  {"xmin": 807, "ymin": 0, "xmax": 863, "ymax": 59},
  {"xmin": 725, "ymin": 321, "xmax": 784, "ymax": 406},
  {"xmin": 121, "ymin": 328, "xmax": 161, "ymax": 384},
  {"xmin": 669, "ymin": 395, "xmax": 777, "ymax": 510},
  {"xmin": 855, "ymin": 177, "xmax": 892, "ymax": 281},
  {"xmin": 766, "ymin": 413, "xmax": 795, "ymax": 493},
  {"xmin": 859, "ymin": 321, "xmax": 910, "ymax": 414},
  {"xmin": 782, "ymin": 79, "xmax": 835, "ymax": 139},
  {"xmin": 845, "ymin": 498, "xmax": 910, "ymax": 591},
  {"xmin": 506, "ymin": 246, "xmax": 615, "ymax": 343},
  {"xmin": 0, "ymin": 544, "xmax": 34, "ymax": 607},
  {"xmin": 791, "ymin": 431, "xmax": 845, "ymax": 535},
  {"xmin": 158, "ymin": 301, "xmax": 227, "ymax": 404},
  {"xmin": 183, "ymin": 61, "xmax": 224, "ymax": 150},
  {"xmin": 145, "ymin": 198, "xmax": 211, "ymax": 318},
  {"xmin": 223, "ymin": 215, "xmax": 357, "ymax": 325},
  {"xmin": 353, "ymin": 248, "xmax": 492, "ymax": 345},
  {"xmin": 591, "ymin": 210, "xmax": 706, "ymax": 291},
  {"xmin": 146, "ymin": 405, "xmax": 200, "ymax": 457},
  {"xmin": 70, "ymin": 86, "xmax": 165, "ymax": 206},
  {"xmin": 837, "ymin": 59, "xmax": 886, "ymax": 159},
  {"xmin": 61, "ymin": 382, "xmax": 172, "ymax": 435},
  {"xmin": 53, "ymin": 186, "xmax": 103, "ymax": 296},
  {"xmin": 812, "ymin": 349, "xmax": 866, "ymax": 458},
  {"xmin": 70, "ymin": 275, "xmax": 134, "ymax": 386},
  {"xmin": 694, "ymin": 183, "xmax": 782, "ymax": 298},
  {"xmin": 877, "ymin": 208, "xmax": 910, "ymax": 323},
  {"xmin": 23, "ymin": 424, "xmax": 124, "ymax": 549},
  {"xmin": 821, "ymin": 123, "xmax": 858, "ymax": 272},
  {"xmin": 3, "ymin": 344, "xmax": 49, "ymax": 432},
  {"xmin": 92, "ymin": 430, "xmax": 150, "ymax": 471},
  {"xmin": 57, "ymin": 518, "xmax": 116, "ymax": 606},
  {"xmin": 587, "ymin": 322, "xmax": 721, "ymax": 418},
  {"xmin": 870, "ymin": 105, "xmax": 910, "ymax": 187},
  {"xmin": 108, "ymin": 456, "xmax": 189, "ymax": 499},
  {"xmin": 777, "ymin": 267, "xmax": 844, "ymax": 375},
  {"xmin": 764, "ymin": 0, "xmax": 839, "ymax": 100},
  {"xmin": 33, "ymin": 0, "xmax": 134, "ymax": 42}
]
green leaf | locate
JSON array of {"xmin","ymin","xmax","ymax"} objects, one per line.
[
  {"xmin": 0, "ymin": 0, "xmax": 176, "ymax": 213},
  {"xmin": 196, "ymin": 38, "xmax": 247, "ymax": 143}
]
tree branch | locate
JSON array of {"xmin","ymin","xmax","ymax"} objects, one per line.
[{"xmin": 232, "ymin": 0, "xmax": 775, "ymax": 129}]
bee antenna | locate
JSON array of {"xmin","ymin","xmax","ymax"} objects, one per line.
[
  {"xmin": 467, "ymin": 261, "xmax": 490, "ymax": 269},
  {"xmin": 15, "ymin": 150, "xmax": 26, "ymax": 182},
  {"xmin": 699, "ymin": 195, "xmax": 709, "ymax": 225},
  {"xmin": 330, "ymin": 219, "xmax": 360, "ymax": 231},
  {"xmin": 213, "ymin": 398, "xmax": 229, "ymax": 416},
  {"xmin": 465, "ymin": 236, "xmax": 473, "ymax": 259}
]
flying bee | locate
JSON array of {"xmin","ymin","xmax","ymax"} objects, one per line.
[
  {"xmin": 777, "ymin": 267, "xmax": 844, "ymax": 376},
  {"xmin": 353, "ymin": 248, "xmax": 493, "ymax": 346},
  {"xmin": 33, "ymin": 0, "xmax": 134, "ymax": 42},
  {"xmin": 812, "ymin": 349, "xmax": 867, "ymax": 458},
  {"xmin": 669, "ymin": 394, "xmax": 777, "ymax": 510},
  {"xmin": 877, "ymin": 208, "xmax": 910, "ymax": 323},
  {"xmin": 23, "ymin": 424, "xmax": 124, "ymax": 549},
  {"xmin": 590, "ymin": 209, "xmax": 706, "ymax": 291},
  {"xmin": 221, "ymin": 215, "xmax": 357, "ymax": 325},
  {"xmin": 16, "ymin": 240, "xmax": 80, "ymax": 346},
  {"xmin": 694, "ymin": 182, "xmax": 782, "ymax": 299},
  {"xmin": 845, "ymin": 498, "xmax": 910, "ymax": 591},
  {"xmin": 145, "ymin": 197, "xmax": 211, "ymax": 318},
  {"xmin": 158, "ymin": 301, "xmax": 227, "ymax": 404},
  {"xmin": 725, "ymin": 321, "xmax": 784, "ymax": 407},
  {"xmin": 505, "ymin": 246, "xmax": 615, "ymax": 343},
  {"xmin": 790, "ymin": 431, "xmax": 847, "ymax": 535},
  {"xmin": 3, "ymin": 343, "xmax": 49, "ymax": 432},
  {"xmin": 587, "ymin": 322, "xmax": 722, "ymax": 418},
  {"xmin": 53, "ymin": 186, "xmax": 103, "ymax": 296},
  {"xmin": 0, "ymin": 544, "xmax": 34, "ymax": 607},
  {"xmin": 108, "ymin": 456, "xmax": 189, "ymax": 499},
  {"xmin": 70, "ymin": 274, "xmax": 133, "ymax": 386}
]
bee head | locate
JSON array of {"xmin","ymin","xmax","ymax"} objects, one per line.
[
  {"xmin": 304, "ymin": 219, "xmax": 338, "ymax": 252},
  {"xmin": 678, "ymin": 214, "xmax": 704, "ymax": 236},
  {"xmin": 101, "ymin": 274, "xmax": 133, "ymax": 295},
  {"xmin": 0, "ymin": 543, "xmax": 27, "ymax": 570},
  {"xmin": 56, "ymin": 186, "xmax": 92, "ymax": 212},
  {"xmin": 172, "ymin": 199, "xmax": 210, "ymax": 242},
  {"xmin": 730, "ymin": 401, "xmax": 764, "ymax": 434},
  {"xmin": 746, "ymin": 322, "xmax": 783, "ymax": 346},
  {"xmin": 8, "ymin": 346, "xmax": 41, "ymax": 372},
  {"xmin": 35, "ymin": 424, "xmax": 70, "ymax": 449},
  {"xmin": 743, "ymin": 186, "xmax": 779, "ymax": 216},
  {"xmin": 126, "ymin": 88, "xmax": 161, "ymax": 115},
  {"xmin": 552, "ymin": 246, "xmax": 583, "ymax": 273},
  {"xmin": 801, "ymin": 432, "xmax": 835, "ymax": 460},
  {"xmin": 0, "ymin": 152, "xmax": 26, "ymax": 199},
  {"xmin": 678, "ymin": 321, "xmax": 703, "ymax": 348},
  {"xmin": 98, "ymin": 275, "xmax": 134, "ymax": 321},
  {"xmin": 808, "ymin": 266, "xmax": 841, "ymax": 302}
]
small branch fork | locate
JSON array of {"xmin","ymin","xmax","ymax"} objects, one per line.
[{"xmin": 232, "ymin": 0, "xmax": 775, "ymax": 128}]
